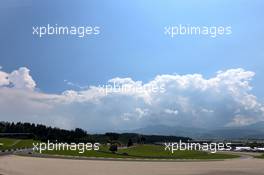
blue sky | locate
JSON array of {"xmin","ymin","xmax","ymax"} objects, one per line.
[
  {"xmin": 0, "ymin": 0, "xmax": 264, "ymax": 130},
  {"xmin": 0, "ymin": 0, "xmax": 263, "ymax": 95}
]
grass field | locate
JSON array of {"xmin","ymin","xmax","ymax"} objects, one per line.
[
  {"xmin": 0, "ymin": 138, "xmax": 36, "ymax": 151},
  {"xmin": 0, "ymin": 139, "xmax": 241, "ymax": 159},
  {"xmin": 256, "ymin": 154, "xmax": 264, "ymax": 159},
  {"xmin": 43, "ymin": 144, "xmax": 239, "ymax": 159}
]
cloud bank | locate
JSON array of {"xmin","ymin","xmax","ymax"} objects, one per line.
[{"xmin": 0, "ymin": 67, "xmax": 264, "ymax": 131}]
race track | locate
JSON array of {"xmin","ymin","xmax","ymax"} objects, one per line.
[{"xmin": 0, "ymin": 155, "xmax": 264, "ymax": 175}]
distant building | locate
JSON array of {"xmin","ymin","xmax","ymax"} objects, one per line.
[{"xmin": 235, "ymin": 147, "xmax": 251, "ymax": 151}]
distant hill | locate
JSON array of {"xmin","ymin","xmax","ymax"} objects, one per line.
[
  {"xmin": 0, "ymin": 121, "xmax": 191, "ymax": 144},
  {"xmin": 132, "ymin": 125, "xmax": 208, "ymax": 138},
  {"xmin": 133, "ymin": 122, "xmax": 264, "ymax": 139}
]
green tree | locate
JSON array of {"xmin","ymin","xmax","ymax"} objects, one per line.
[
  {"xmin": 109, "ymin": 144, "xmax": 118, "ymax": 153},
  {"xmin": 127, "ymin": 138, "xmax": 133, "ymax": 147}
]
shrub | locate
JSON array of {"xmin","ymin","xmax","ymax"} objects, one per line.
[{"xmin": 109, "ymin": 144, "xmax": 118, "ymax": 153}]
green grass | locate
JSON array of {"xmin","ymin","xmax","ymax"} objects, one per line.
[
  {"xmin": 0, "ymin": 138, "xmax": 37, "ymax": 151},
  {"xmin": 256, "ymin": 154, "xmax": 264, "ymax": 159},
  {"xmin": 118, "ymin": 145, "xmax": 239, "ymax": 159},
  {"xmin": 43, "ymin": 144, "xmax": 239, "ymax": 160},
  {"xmin": 43, "ymin": 145, "xmax": 130, "ymax": 158}
]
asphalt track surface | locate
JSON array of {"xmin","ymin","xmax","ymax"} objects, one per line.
[{"xmin": 0, "ymin": 154, "xmax": 264, "ymax": 175}]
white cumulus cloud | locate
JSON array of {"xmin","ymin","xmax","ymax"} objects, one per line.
[
  {"xmin": 0, "ymin": 67, "xmax": 36, "ymax": 90},
  {"xmin": 8, "ymin": 67, "xmax": 36, "ymax": 90},
  {"xmin": 0, "ymin": 67, "xmax": 264, "ymax": 131}
]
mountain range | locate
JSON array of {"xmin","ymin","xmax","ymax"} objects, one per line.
[{"xmin": 132, "ymin": 122, "xmax": 264, "ymax": 139}]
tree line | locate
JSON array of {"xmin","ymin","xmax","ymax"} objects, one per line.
[{"xmin": 0, "ymin": 121, "xmax": 191, "ymax": 144}]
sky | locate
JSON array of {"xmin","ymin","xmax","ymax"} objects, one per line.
[{"xmin": 0, "ymin": 0, "xmax": 264, "ymax": 132}]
